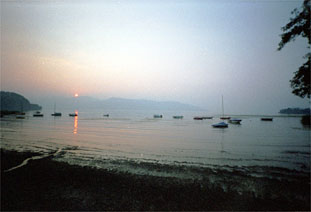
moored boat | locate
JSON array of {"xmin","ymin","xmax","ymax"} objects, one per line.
[
  {"xmin": 202, "ymin": 116, "xmax": 213, "ymax": 119},
  {"xmin": 103, "ymin": 114, "xmax": 109, "ymax": 117},
  {"xmin": 51, "ymin": 103, "xmax": 62, "ymax": 116},
  {"xmin": 220, "ymin": 117, "xmax": 231, "ymax": 120},
  {"xmin": 212, "ymin": 122, "xmax": 228, "ymax": 128},
  {"xmin": 261, "ymin": 118, "xmax": 273, "ymax": 121},
  {"xmin": 51, "ymin": 112, "xmax": 62, "ymax": 116},
  {"xmin": 228, "ymin": 118, "xmax": 242, "ymax": 124},
  {"xmin": 33, "ymin": 111, "xmax": 44, "ymax": 117},
  {"xmin": 193, "ymin": 117, "xmax": 204, "ymax": 120},
  {"xmin": 154, "ymin": 114, "xmax": 163, "ymax": 118},
  {"xmin": 173, "ymin": 116, "xmax": 183, "ymax": 119},
  {"xmin": 69, "ymin": 113, "xmax": 78, "ymax": 117},
  {"xmin": 16, "ymin": 113, "xmax": 25, "ymax": 119}
]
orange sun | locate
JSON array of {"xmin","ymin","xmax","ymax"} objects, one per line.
[{"xmin": 74, "ymin": 93, "xmax": 79, "ymax": 97}]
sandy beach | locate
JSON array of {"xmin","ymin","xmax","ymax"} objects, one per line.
[{"xmin": 1, "ymin": 149, "xmax": 310, "ymax": 211}]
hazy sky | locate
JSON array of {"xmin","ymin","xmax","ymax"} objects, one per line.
[{"xmin": 1, "ymin": 0, "xmax": 310, "ymax": 114}]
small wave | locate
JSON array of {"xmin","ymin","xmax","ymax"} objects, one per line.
[
  {"xmin": 283, "ymin": 150, "xmax": 310, "ymax": 155},
  {"xmin": 4, "ymin": 148, "xmax": 65, "ymax": 173},
  {"xmin": 4, "ymin": 154, "xmax": 51, "ymax": 173}
]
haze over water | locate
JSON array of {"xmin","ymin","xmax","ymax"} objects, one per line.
[
  {"xmin": 1, "ymin": 0, "xmax": 310, "ymax": 114},
  {"xmin": 1, "ymin": 109, "xmax": 309, "ymax": 179}
]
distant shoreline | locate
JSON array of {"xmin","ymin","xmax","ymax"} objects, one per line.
[
  {"xmin": 1, "ymin": 110, "xmax": 307, "ymax": 118},
  {"xmin": 1, "ymin": 149, "xmax": 310, "ymax": 211},
  {"xmin": 226, "ymin": 114, "xmax": 307, "ymax": 118}
]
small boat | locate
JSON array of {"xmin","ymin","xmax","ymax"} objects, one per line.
[
  {"xmin": 202, "ymin": 116, "xmax": 213, "ymax": 119},
  {"xmin": 69, "ymin": 113, "xmax": 78, "ymax": 117},
  {"xmin": 220, "ymin": 117, "xmax": 231, "ymax": 120},
  {"xmin": 212, "ymin": 122, "xmax": 228, "ymax": 128},
  {"xmin": 16, "ymin": 113, "xmax": 25, "ymax": 119},
  {"xmin": 154, "ymin": 114, "xmax": 163, "ymax": 118},
  {"xmin": 33, "ymin": 111, "xmax": 44, "ymax": 117},
  {"xmin": 261, "ymin": 118, "xmax": 273, "ymax": 121},
  {"xmin": 229, "ymin": 118, "xmax": 242, "ymax": 124},
  {"xmin": 173, "ymin": 116, "xmax": 183, "ymax": 119},
  {"xmin": 193, "ymin": 117, "xmax": 204, "ymax": 120},
  {"xmin": 51, "ymin": 112, "xmax": 62, "ymax": 116},
  {"xmin": 51, "ymin": 103, "xmax": 62, "ymax": 116},
  {"xmin": 103, "ymin": 114, "xmax": 109, "ymax": 117}
]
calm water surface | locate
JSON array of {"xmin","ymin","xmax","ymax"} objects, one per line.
[{"xmin": 1, "ymin": 109, "xmax": 310, "ymax": 177}]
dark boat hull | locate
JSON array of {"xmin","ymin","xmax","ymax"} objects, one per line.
[
  {"xmin": 261, "ymin": 118, "xmax": 273, "ymax": 121},
  {"xmin": 202, "ymin": 117, "xmax": 213, "ymax": 119},
  {"xmin": 52, "ymin": 113, "xmax": 62, "ymax": 116}
]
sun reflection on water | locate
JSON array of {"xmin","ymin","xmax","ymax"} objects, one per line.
[{"xmin": 73, "ymin": 110, "xmax": 78, "ymax": 134}]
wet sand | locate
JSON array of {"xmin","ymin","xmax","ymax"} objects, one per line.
[{"xmin": 1, "ymin": 149, "xmax": 310, "ymax": 211}]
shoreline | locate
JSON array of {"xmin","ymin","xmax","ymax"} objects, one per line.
[{"xmin": 1, "ymin": 149, "xmax": 310, "ymax": 211}]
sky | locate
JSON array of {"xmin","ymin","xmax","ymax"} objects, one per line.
[{"xmin": 1, "ymin": 0, "xmax": 310, "ymax": 114}]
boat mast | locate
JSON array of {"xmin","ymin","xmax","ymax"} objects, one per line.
[
  {"xmin": 222, "ymin": 95, "xmax": 224, "ymax": 117},
  {"xmin": 54, "ymin": 103, "xmax": 56, "ymax": 113}
]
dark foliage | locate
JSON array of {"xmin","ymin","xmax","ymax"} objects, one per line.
[
  {"xmin": 290, "ymin": 53, "xmax": 310, "ymax": 98},
  {"xmin": 301, "ymin": 115, "xmax": 311, "ymax": 125},
  {"xmin": 278, "ymin": 0, "xmax": 310, "ymax": 98},
  {"xmin": 279, "ymin": 107, "xmax": 311, "ymax": 114},
  {"xmin": 278, "ymin": 0, "xmax": 310, "ymax": 51}
]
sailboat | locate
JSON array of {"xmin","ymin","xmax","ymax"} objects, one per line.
[
  {"xmin": 51, "ymin": 103, "xmax": 62, "ymax": 116},
  {"xmin": 220, "ymin": 95, "xmax": 231, "ymax": 120},
  {"xmin": 212, "ymin": 95, "xmax": 229, "ymax": 128}
]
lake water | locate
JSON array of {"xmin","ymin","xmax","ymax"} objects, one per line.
[{"xmin": 1, "ymin": 109, "xmax": 310, "ymax": 178}]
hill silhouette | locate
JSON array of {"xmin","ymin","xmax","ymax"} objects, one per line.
[{"xmin": 0, "ymin": 91, "xmax": 42, "ymax": 112}]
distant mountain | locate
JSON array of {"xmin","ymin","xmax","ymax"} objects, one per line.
[
  {"xmin": 0, "ymin": 91, "xmax": 42, "ymax": 111},
  {"xmin": 101, "ymin": 97, "xmax": 202, "ymax": 110},
  {"xmin": 35, "ymin": 96, "xmax": 203, "ymax": 111},
  {"xmin": 279, "ymin": 107, "xmax": 310, "ymax": 115}
]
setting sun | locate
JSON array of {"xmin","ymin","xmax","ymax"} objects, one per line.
[{"xmin": 74, "ymin": 93, "xmax": 79, "ymax": 97}]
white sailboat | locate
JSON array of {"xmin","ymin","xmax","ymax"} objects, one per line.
[
  {"xmin": 212, "ymin": 95, "xmax": 229, "ymax": 128},
  {"xmin": 220, "ymin": 95, "xmax": 230, "ymax": 120}
]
